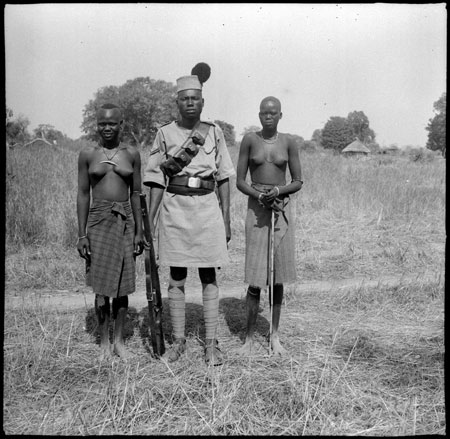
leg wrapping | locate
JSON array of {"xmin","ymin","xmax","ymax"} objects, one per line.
[
  {"xmin": 202, "ymin": 281, "xmax": 219, "ymax": 340},
  {"xmin": 168, "ymin": 275, "xmax": 186, "ymax": 339}
]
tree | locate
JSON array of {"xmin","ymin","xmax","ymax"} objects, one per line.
[
  {"xmin": 214, "ymin": 120, "xmax": 236, "ymax": 147},
  {"xmin": 33, "ymin": 124, "xmax": 66, "ymax": 144},
  {"xmin": 311, "ymin": 128, "xmax": 323, "ymax": 146},
  {"xmin": 347, "ymin": 111, "xmax": 375, "ymax": 143},
  {"xmin": 288, "ymin": 134, "xmax": 305, "ymax": 150},
  {"xmin": 6, "ymin": 106, "xmax": 13, "ymax": 125},
  {"xmin": 6, "ymin": 107, "xmax": 31, "ymax": 146},
  {"xmin": 321, "ymin": 116, "xmax": 354, "ymax": 151},
  {"xmin": 426, "ymin": 93, "xmax": 446, "ymax": 157},
  {"xmin": 302, "ymin": 140, "xmax": 317, "ymax": 153},
  {"xmin": 241, "ymin": 125, "xmax": 261, "ymax": 137},
  {"xmin": 81, "ymin": 77, "xmax": 179, "ymax": 148}
]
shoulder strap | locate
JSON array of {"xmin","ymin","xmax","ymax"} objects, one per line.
[
  {"xmin": 174, "ymin": 120, "xmax": 211, "ymax": 151},
  {"xmin": 195, "ymin": 121, "xmax": 212, "ymax": 139},
  {"xmin": 188, "ymin": 121, "xmax": 211, "ymax": 146},
  {"xmin": 159, "ymin": 121, "xmax": 212, "ymax": 178}
]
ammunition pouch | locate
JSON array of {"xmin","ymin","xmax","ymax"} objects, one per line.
[{"xmin": 160, "ymin": 123, "xmax": 210, "ymax": 178}]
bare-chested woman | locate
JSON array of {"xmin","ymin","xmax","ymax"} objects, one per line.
[
  {"xmin": 77, "ymin": 103, "xmax": 144, "ymax": 360},
  {"xmin": 236, "ymin": 96, "xmax": 303, "ymax": 356}
]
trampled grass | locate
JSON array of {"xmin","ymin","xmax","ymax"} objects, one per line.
[
  {"xmin": 4, "ymin": 141, "xmax": 445, "ymax": 435},
  {"xmin": 3, "ymin": 279, "xmax": 444, "ymax": 435}
]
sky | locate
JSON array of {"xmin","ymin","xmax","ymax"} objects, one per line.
[{"xmin": 5, "ymin": 3, "xmax": 447, "ymax": 147}]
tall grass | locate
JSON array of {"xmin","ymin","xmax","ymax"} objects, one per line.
[
  {"xmin": 6, "ymin": 141, "xmax": 80, "ymax": 248},
  {"xmin": 227, "ymin": 148, "xmax": 445, "ymax": 283},
  {"xmin": 4, "ymin": 142, "xmax": 445, "ymax": 435},
  {"xmin": 7, "ymin": 143, "xmax": 445, "ymax": 249},
  {"xmin": 5, "ymin": 143, "xmax": 446, "ymax": 288}
]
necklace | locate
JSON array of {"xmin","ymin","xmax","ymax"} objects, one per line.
[
  {"xmin": 261, "ymin": 133, "xmax": 278, "ymax": 144},
  {"xmin": 262, "ymin": 133, "xmax": 278, "ymax": 163},
  {"xmin": 102, "ymin": 146, "xmax": 123, "ymax": 161}
]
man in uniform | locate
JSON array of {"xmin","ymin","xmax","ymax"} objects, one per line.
[{"xmin": 143, "ymin": 64, "xmax": 235, "ymax": 366}]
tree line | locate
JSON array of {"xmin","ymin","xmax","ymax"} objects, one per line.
[
  {"xmin": 6, "ymin": 76, "xmax": 446, "ymax": 156},
  {"xmin": 6, "ymin": 108, "xmax": 68, "ymax": 148},
  {"xmin": 425, "ymin": 92, "xmax": 446, "ymax": 157}
]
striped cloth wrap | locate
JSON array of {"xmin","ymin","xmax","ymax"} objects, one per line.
[
  {"xmin": 86, "ymin": 199, "xmax": 136, "ymax": 297},
  {"xmin": 244, "ymin": 183, "xmax": 297, "ymax": 289}
]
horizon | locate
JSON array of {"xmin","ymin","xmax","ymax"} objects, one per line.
[{"xmin": 5, "ymin": 3, "xmax": 447, "ymax": 148}]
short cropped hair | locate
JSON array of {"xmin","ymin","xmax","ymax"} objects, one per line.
[
  {"xmin": 260, "ymin": 96, "xmax": 281, "ymax": 111},
  {"xmin": 96, "ymin": 103, "xmax": 123, "ymax": 118}
]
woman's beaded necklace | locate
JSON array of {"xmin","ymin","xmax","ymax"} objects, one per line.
[
  {"xmin": 261, "ymin": 132, "xmax": 278, "ymax": 163},
  {"xmin": 261, "ymin": 132, "xmax": 278, "ymax": 144}
]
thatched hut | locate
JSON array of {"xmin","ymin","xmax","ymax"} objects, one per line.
[{"xmin": 341, "ymin": 140, "xmax": 371, "ymax": 158}]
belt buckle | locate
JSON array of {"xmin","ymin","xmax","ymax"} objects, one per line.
[{"xmin": 187, "ymin": 177, "xmax": 201, "ymax": 188}]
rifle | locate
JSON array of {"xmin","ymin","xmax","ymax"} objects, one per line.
[{"xmin": 140, "ymin": 193, "xmax": 165, "ymax": 358}]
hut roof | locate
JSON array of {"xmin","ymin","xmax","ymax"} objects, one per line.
[{"xmin": 342, "ymin": 140, "xmax": 371, "ymax": 154}]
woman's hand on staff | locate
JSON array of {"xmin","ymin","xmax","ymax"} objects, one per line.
[
  {"xmin": 263, "ymin": 186, "xmax": 280, "ymax": 203},
  {"xmin": 258, "ymin": 186, "xmax": 279, "ymax": 209}
]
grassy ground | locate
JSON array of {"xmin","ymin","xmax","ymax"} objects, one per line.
[
  {"xmin": 3, "ymin": 141, "xmax": 445, "ymax": 435},
  {"xmin": 3, "ymin": 278, "xmax": 444, "ymax": 435}
]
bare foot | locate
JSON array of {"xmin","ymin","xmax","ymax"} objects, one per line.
[
  {"xmin": 114, "ymin": 342, "xmax": 132, "ymax": 360},
  {"xmin": 236, "ymin": 339, "xmax": 255, "ymax": 357},
  {"xmin": 270, "ymin": 336, "xmax": 288, "ymax": 357},
  {"xmin": 99, "ymin": 343, "xmax": 112, "ymax": 361}
]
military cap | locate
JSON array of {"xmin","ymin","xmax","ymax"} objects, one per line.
[{"xmin": 176, "ymin": 75, "xmax": 202, "ymax": 93}]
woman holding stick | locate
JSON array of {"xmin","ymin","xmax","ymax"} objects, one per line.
[{"xmin": 236, "ymin": 96, "xmax": 303, "ymax": 356}]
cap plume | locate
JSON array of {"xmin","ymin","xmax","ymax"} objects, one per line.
[{"xmin": 191, "ymin": 62, "xmax": 211, "ymax": 85}]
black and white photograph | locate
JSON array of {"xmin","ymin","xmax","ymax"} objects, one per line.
[{"xmin": 4, "ymin": 3, "xmax": 446, "ymax": 435}]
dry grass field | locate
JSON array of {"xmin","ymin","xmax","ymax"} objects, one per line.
[{"xmin": 3, "ymin": 140, "xmax": 445, "ymax": 435}]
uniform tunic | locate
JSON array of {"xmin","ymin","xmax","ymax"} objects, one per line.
[{"xmin": 143, "ymin": 121, "xmax": 235, "ymax": 267}]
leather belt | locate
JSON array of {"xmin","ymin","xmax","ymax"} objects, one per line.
[{"xmin": 167, "ymin": 176, "xmax": 216, "ymax": 196}]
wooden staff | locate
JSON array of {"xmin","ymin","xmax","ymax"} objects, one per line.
[{"xmin": 269, "ymin": 208, "xmax": 275, "ymax": 356}]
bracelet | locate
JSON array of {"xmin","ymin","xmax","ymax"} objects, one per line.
[
  {"xmin": 257, "ymin": 193, "xmax": 264, "ymax": 206},
  {"xmin": 77, "ymin": 235, "xmax": 87, "ymax": 243},
  {"xmin": 274, "ymin": 186, "xmax": 280, "ymax": 197}
]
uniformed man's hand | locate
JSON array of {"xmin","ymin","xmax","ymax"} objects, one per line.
[{"xmin": 225, "ymin": 221, "xmax": 231, "ymax": 244}]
